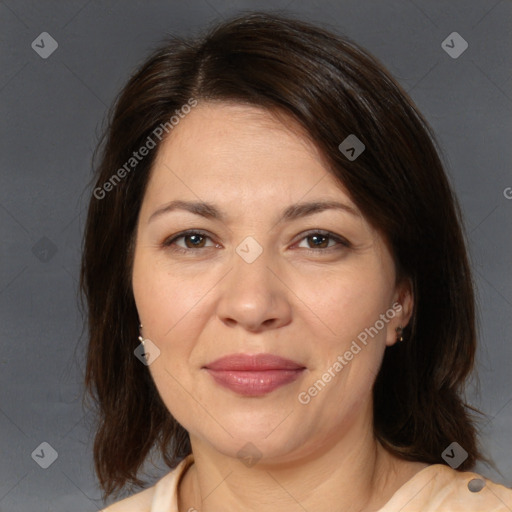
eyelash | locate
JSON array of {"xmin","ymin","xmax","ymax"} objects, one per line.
[{"xmin": 162, "ymin": 229, "xmax": 351, "ymax": 255}]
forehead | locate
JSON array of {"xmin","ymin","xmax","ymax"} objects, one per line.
[
  {"xmin": 156, "ymin": 102, "xmax": 324, "ymax": 170},
  {"xmin": 143, "ymin": 102, "xmax": 358, "ymax": 215}
]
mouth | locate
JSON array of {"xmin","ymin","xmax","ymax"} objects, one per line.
[{"xmin": 203, "ymin": 353, "xmax": 306, "ymax": 396}]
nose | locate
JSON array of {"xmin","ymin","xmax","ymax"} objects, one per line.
[{"xmin": 215, "ymin": 248, "xmax": 292, "ymax": 333}]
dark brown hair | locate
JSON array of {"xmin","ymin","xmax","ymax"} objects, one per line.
[{"xmin": 80, "ymin": 11, "xmax": 494, "ymax": 500}]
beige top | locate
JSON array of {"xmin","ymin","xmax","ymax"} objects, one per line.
[{"xmin": 101, "ymin": 454, "xmax": 512, "ymax": 511}]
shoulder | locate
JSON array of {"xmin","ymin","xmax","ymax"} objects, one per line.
[
  {"xmin": 433, "ymin": 465, "xmax": 512, "ymax": 511},
  {"xmin": 381, "ymin": 464, "xmax": 512, "ymax": 511},
  {"xmin": 99, "ymin": 455, "xmax": 194, "ymax": 512},
  {"xmin": 100, "ymin": 485, "xmax": 155, "ymax": 512}
]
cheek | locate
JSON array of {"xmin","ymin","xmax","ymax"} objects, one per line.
[
  {"xmin": 132, "ymin": 253, "xmax": 214, "ymax": 387},
  {"xmin": 133, "ymin": 252, "xmax": 208, "ymax": 338},
  {"xmin": 299, "ymin": 264, "xmax": 393, "ymax": 343}
]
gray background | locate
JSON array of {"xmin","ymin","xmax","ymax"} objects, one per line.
[{"xmin": 1, "ymin": 0, "xmax": 511, "ymax": 510}]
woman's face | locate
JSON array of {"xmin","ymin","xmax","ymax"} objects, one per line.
[{"xmin": 132, "ymin": 102, "xmax": 412, "ymax": 464}]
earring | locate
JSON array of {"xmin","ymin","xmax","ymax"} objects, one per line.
[
  {"xmin": 138, "ymin": 323, "xmax": 145, "ymax": 348},
  {"xmin": 395, "ymin": 325, "xmax": 404, "ymax": 342}
]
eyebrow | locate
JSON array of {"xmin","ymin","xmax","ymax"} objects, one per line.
[{"xmin": 148, "ymin": 199, "xmax": 360, "ymax": 225}]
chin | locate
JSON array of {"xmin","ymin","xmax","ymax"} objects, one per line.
[{"xmin": 191, "ymin": 414, "xmax": 311, "ymax": 462}]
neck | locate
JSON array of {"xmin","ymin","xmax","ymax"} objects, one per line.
[{"xmin": 178, "ymin": 402, "xmax": 411, "ymax": 512}]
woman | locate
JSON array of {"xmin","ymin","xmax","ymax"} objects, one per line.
[{"xmin": 80, "ymin": 11, "xmax": 512, "ymax": 512}]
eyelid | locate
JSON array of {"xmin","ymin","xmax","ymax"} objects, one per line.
[{"xmin": 162, "ymin": 229, "xmax": 351, "ymax": 253}]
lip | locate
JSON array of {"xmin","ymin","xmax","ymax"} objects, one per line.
[{"xmin": 203, "ymin": 353, "xmax": 306, "ymax": 396}]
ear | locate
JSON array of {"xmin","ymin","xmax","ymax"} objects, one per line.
[{"xmin": 386, "ymin": 277, "xmax": 414, "ymax": 347}]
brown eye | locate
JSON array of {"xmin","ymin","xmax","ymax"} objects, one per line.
[
  {"xmin": 306, "ymin": 234, "xmax": 330, "ymax": 249},
  {"xmin": 296, "ymin": 231, "xmax": 350, "ymax": 252},
  {"xmin": 182, "ymin": 233, "xmax": 207, "ymax": 248},
  {"xmin": 162, "ymin": 230, "xmax": 217, "ymax": 252}
]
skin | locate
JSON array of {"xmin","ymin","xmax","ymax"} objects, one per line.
[{"xmin": 131, "ymin": 102, "xmax": 427, "ymax": 512}]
